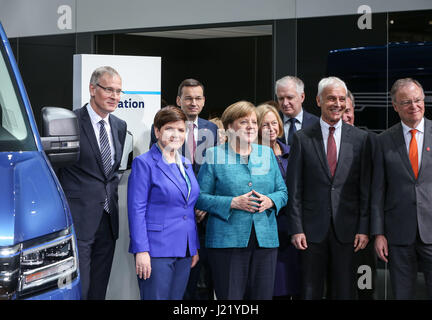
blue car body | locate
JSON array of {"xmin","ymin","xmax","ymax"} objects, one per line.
[{"xmin": 0, "ymin": 22, "xmax": 80, "ymax": 299}]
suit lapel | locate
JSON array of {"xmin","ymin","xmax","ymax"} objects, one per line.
[
  {"xmin": 310, "ymin": 123, "xmax": 332, "ymax": 180},
  {"xmin": 419, "ymin": 118, "xmax": 432, "ymax": 178},
  {"xmin": 390, "ymin": 123, "xmax": 415, "ymax": 179},
  {"xmin": 153, "ymin": 146, "xmax": 187, "ymax": 201},
  {"xmin": 80, "ymin": 105, "xmax": 106, "ymax": 176},
  {"xmin": 333, "ymin": 123, "xmax": 351, "ymax": 179}
]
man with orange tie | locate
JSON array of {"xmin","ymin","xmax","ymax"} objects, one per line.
[{"xmin": 371, "ymin": 78, "xmax": 432, "ymax": 299}]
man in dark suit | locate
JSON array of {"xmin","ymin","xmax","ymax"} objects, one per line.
[
  {"xmin": 275, "ymin": 76, "xmax": 319, "ymax": 146},
  {"xmin": 150, "ymin": 79, "xmax": 218, "ymax": 300},
  {"xmin": 371, "ymin": 78, "xmax": 432, "ymax": 299},
  {"xmin": 287, "ymin": 76, "xmax": 371, "ymax": 299},
  {"xmin": 57, "ymin": 66, "xmax": 127, "ymax": 300}
]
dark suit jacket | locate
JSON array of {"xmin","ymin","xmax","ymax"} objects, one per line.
[
  {"xmin": 278, "ymin": 109, "xmax": 319, "ymax": 145},
  {"xmin": 57, "ymin": 104, "xmax": 127, "ymax": 241},
  {"xmin": 371, "ymin": 118, "xmax": 432, "ymax": 245},
  {"xmin": 150, "ymin": 117, "xmax": 218, "ymax": 175},
  {"xmin": 287, "ymin": 121, "xmax": 371, "ymax": 244}
]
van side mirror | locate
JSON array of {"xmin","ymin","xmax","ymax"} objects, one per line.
[
  {"xmin": 119, "ymin": 130, "xmax": 133, "ymax": 172},
  {"xmin": 40, "ymin": 106, "xmax": 79, "ymax": 167}
]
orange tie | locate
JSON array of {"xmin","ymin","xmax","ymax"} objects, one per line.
[{"xmin": 409, "ymin": 129, "xmax": 418, "ymax": 179}]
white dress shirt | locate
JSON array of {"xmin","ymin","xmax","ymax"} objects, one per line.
[
  {"xmin": 320, "ymin": 117, "xmax": 343, "ymax": 159},
  {"xmin": 401, "ymin": 118, "xmax": 424, "ymax": 168},
  {"xmin": 86, "ymin": 103, "xmax": 115, "ymax": 166}
]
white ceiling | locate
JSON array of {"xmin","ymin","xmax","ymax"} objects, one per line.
[{"xmin": 128, "ymin": 25, "xmax": 272, "ymax": 40}]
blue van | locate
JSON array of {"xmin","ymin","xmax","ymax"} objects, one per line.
[{"xmin": 0, "ymin": 22, "xmax": 81, "ymax": 299}]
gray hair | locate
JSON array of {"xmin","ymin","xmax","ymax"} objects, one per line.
[
  {"xmin": 89, "ymin": 66, "xmax": 121, "ymax": 86},
  {"xmin": 347, "ymin": 90, "xmax": 355, "ymax": 107},
  {"xmin": 390, "ymin": 78, "xmax": 425, "ymax": 103},
  {"xmin": 317, "ymin": 77, "xmax": 347, "ymax": 103},
  {"xmin": 275, "ymin": 76, "xmax": 304, "ymax": 96}
]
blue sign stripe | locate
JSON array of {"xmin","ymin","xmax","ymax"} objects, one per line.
[{"xmin": 123, "ymin": 91, "xmax": 161, "ymax": 95}]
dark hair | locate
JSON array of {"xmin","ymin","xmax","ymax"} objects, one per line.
[
  {"xmin": 153, "ymin": 105, "xmax": 187, "ymax": 130},
  {"xmin": 177, "ymin": 78, "xmax": 205, "ymax": 97}
]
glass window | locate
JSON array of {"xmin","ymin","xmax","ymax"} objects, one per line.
[{"xmin": 0, "ymin": 43, "xmax": 37, "ymax": 151}]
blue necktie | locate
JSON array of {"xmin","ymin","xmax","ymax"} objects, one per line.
[
  {"xmin": 287, "ymin": 118, "xmax": 297, "ymax": 146},
  {"xmin": 99, "ymin": 120, "xmax": 112, "ymax": 213}
]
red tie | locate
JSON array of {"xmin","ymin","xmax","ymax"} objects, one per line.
[
  {"xmin": 409, "ymin": 129, "xmax": 418, "ymax": 179},
  {"xmin": 327, "ymin": 126, "xmax": 337, "ymax": 177},
  {"xmin": 187, "ymin": 122, "xmax": 196, "ymax": 163}
]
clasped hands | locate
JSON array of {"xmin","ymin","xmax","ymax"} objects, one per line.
[{"xmin": 231, "ymin": 190, "xmax": 274, "ymax": 213}]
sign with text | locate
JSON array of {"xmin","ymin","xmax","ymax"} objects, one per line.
[{"xmin": 73, "ymin": 54, "xmax": 161, "ymax": 157}]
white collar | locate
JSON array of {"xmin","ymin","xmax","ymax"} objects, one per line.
[
  {"xmin": 401, "ymin": 117, "xmax": 424, "ymax": 135},
  {"xmin": 320, "ymin": 117, "xmax": 343, "ymax": 131},
  {"xmin": 283, "ymin": 109, "xmax": 303, "ymax": 124},
  {"xmin": 87, "ymin": 103, "xmax": 110, "ymax": 126}
]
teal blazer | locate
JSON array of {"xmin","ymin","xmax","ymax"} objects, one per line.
[{"xmin": 196, "ymin": 143, "xmax": 288, "ymax": 248}]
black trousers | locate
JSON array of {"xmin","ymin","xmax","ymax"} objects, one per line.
[
  {"xmin": 388, "ymin": 235, "xmax": 432, "ymax": 299},
  {"xmin": 300, "ymin": 224, "xmax": 355, "ymax": 300},
  {"xmin": 208, "ymin": 226, "xmax": 278, "ymax": 300},
  {"xmin": 77, "ymin": 212, "xmax": 116, "ymax": 300}
]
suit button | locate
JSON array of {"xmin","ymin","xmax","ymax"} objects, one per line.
[
  {"xmin": 248, "ymin": 182, "xmax": 253, "ymax": 187},
  {"xmin": 184, "ymin": 205, "xmax": 187, "ymax": 209},
  {"xmin": 183, "ymin": 216, "xmax": 187, "ymax": 220}
]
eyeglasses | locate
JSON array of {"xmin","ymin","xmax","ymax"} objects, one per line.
[
  {"xmin": 397, "ymin": 98, "xmax": 424, "ymax": 107},
  {"xmin": 183, "ymin": 96, "xmax": 204, "ymax": 103},
  {"xmin": 96, "ymin": 83, "xmax": 123, "ymax": 96}
]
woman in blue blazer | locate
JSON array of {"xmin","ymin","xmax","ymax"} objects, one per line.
[
  {"xmin": 127, "ymin": 106, "xmax": 200, "ymax": 300},
  {"xmin": 196, "ymin": 101, "xmax": 288, "ymax": 300}
]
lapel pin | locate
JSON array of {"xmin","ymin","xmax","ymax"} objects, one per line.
[{"xmin": 427, "ymin": 147, "xmax": 430, "ymax": 152}]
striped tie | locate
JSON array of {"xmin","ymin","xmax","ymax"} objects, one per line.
[{"xmin": 99, "ymin": 120, "xmax": 112, "ymax": 213}]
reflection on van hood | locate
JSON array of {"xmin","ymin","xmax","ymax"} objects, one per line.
[{"xmin": 0, "ymin": 152, "xmax": 69, "ymax": 246}]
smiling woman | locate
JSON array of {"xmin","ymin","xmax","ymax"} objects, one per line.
[
  {"xmin": 127, "ymin": 105, "xmax": 200, "ymax": 300},
  {"xmin": 195, "ymin": 100, "xmax": 288, "ymax": 300}
]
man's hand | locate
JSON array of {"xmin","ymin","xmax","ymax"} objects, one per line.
[
  {"xmin": 374, "ymin": 235, "xmax": 388, "ymax": 263},
  {"xmin": 291, "ymin": 233, "xmax": 308, "ymax": 250},
  {"xmin": 195, "ymin": 209, "xmax": 207, "ymax": 223},
  {"xmin": 354, "ymin": 234, "xmax": 369, "ymax": 252}
]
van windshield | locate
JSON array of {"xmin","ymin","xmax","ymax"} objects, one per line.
[{"xmin": 0, "ymin": 44, "xmax": 37, "ymax": 152}]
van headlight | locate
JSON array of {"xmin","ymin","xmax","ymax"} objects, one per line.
[{"xmin": 18, "ymin": 228, "xmax": 78, "ymax": 296}]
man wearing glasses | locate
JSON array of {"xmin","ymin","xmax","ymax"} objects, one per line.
[
  {"xmin": 57, "ymin": 66, "xmax": 127, "ymax": 300},
  {"xmin": 372, "ymin": 78, "xmax": 432, "ymax": 299}
]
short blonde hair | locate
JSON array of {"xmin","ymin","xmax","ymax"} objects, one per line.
[
  {"xmin": 256, "ymin": 104, "xmax": 284, "ymax": 141},
  {"xmin": 221, "ymin": 101, "xmax": 256, "ymax": 131}
]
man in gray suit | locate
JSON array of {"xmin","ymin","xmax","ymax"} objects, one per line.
[
  {"xmin": 287, "ymin": 76, "xmax": 371, "ymax": 299},
  {"xmin": 371, "ymin": 78, "xmax": 432, "ymax": 299}
]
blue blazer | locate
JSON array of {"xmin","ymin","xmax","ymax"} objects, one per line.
[
  {"xmin": 127, "ymin": 144, "xmax": 200, "ymax": 257},
  {"xmin": 196, "ymin": 143, "xmax": 288, "ymax": 248}
]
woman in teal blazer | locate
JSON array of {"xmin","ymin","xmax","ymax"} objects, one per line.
[{"xmin": 196, "ymin": 101, "xmax": 288, "ymax": 300}]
